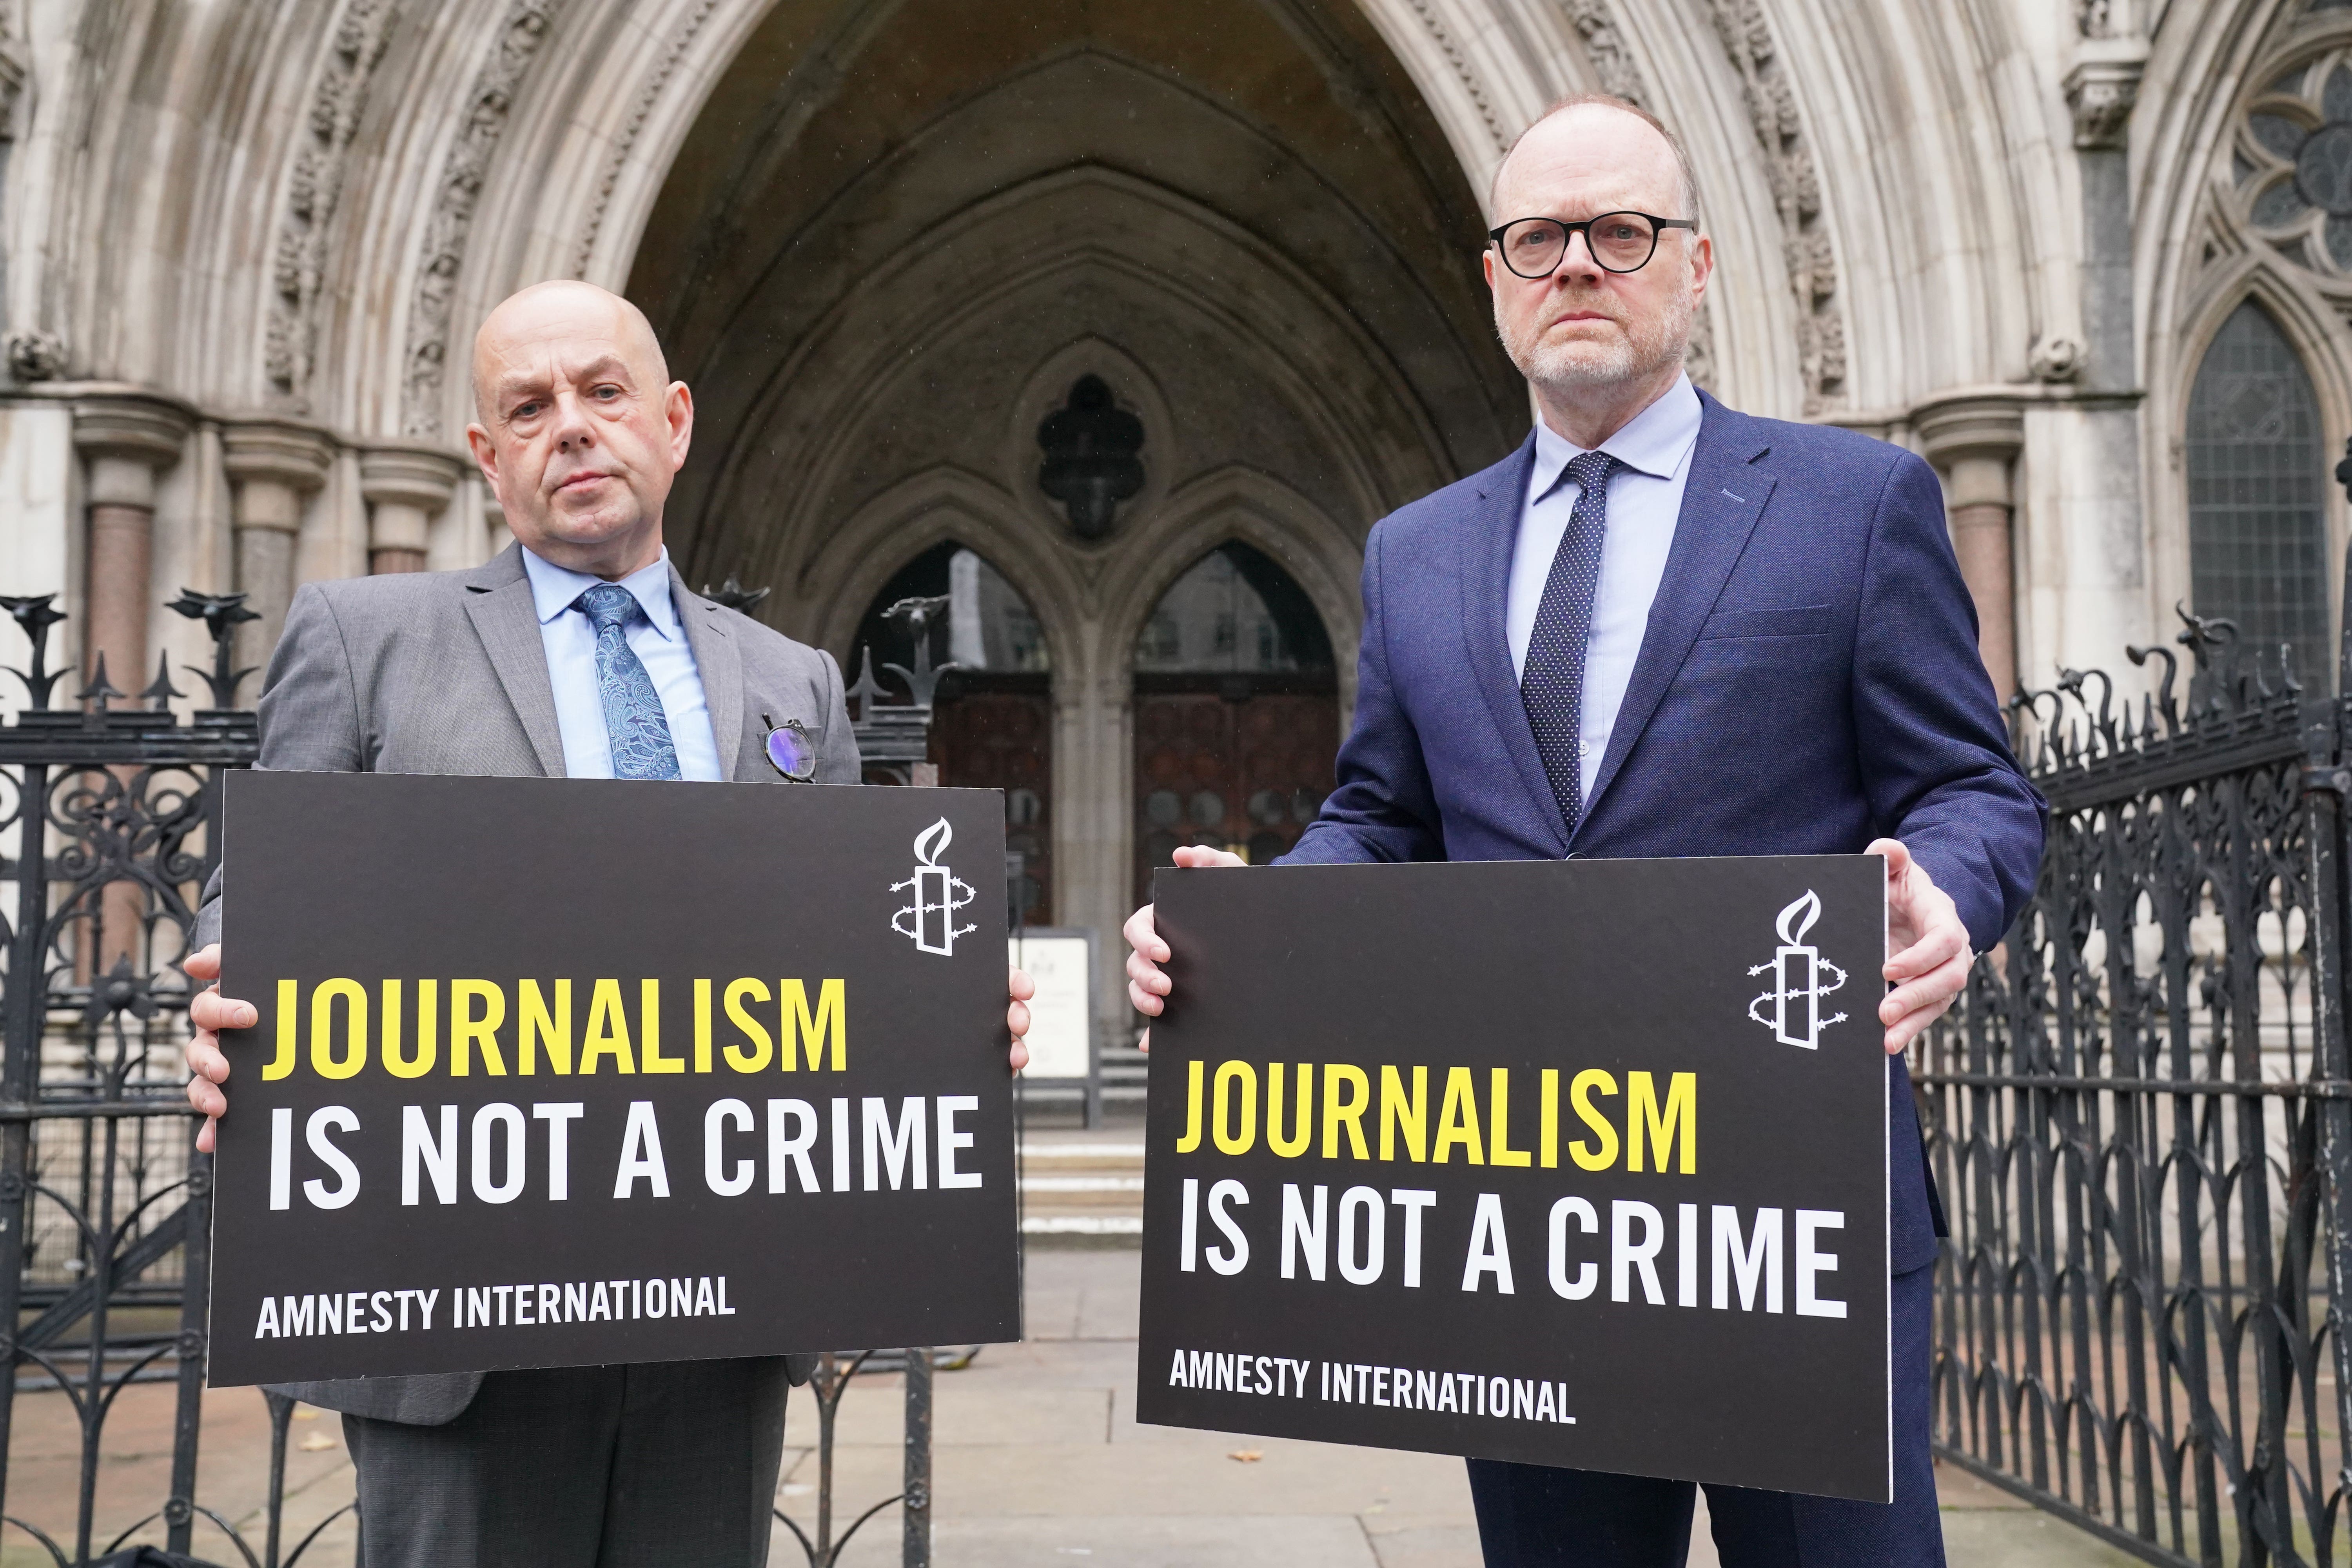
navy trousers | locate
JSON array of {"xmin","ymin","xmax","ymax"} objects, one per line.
[{"xmin": 1466, "ymin": 1262, "xmax": 1942, "ymax": 1567}]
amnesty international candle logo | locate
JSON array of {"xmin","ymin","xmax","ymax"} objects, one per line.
[
  {"xmin": 1746, "ymin": 890, "xmax": 1849, "ymax": 1049},
  {"xmin": 891, "ymin": 818, "xmax": 977, "ymax": 956}
]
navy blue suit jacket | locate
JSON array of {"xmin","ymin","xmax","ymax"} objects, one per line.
[{"xmin": 1283, "ymin": 392, "xmax": 2045, "ymax": 1273}]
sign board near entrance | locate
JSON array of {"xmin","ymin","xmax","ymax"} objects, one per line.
[
  {"xmin": 210, "ymin": 770, "xmax": 1021, "ymax": 1386},
  {"xmin": 1134, "ymin": 856, "xmax": 1891, "ymax": 1503}
]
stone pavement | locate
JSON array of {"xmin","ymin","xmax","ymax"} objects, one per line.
[
  {"xmin": 794, "ymin": 1248, "xmax": 2146, "ymax": 1568},
  {"xmin": 3, "ymin": 1246, "xmax": 2147, "ymax": 1566}
]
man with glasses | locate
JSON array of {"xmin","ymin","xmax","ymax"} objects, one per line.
[
  {"xmin": 1123, "ymin": 95, "xmax": 2043, "ymax": 1564},
  {"xmin": 181, "ymin": 280, "xmax": 1035, "ymax": 1566}
]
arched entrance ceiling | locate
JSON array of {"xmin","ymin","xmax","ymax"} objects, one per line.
[{"xmin": 623, "ymin": 0, "xmax": 1527, "ymax": 641}]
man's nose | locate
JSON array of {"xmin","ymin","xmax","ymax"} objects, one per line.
[
  {"xmin": 1553, "ymin": 229, "xmax": 1606, "ymax": 283},
  {"xmin": 550, "ymin": 392, "xmax": 598, "ymax": 451}
]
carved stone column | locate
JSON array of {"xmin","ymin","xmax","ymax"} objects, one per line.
[
  {"xmin": 72, "ymin": 396, "xmax": 192, "ymax": 691},
  {"xmin": 1916, "ymin": 397, "xmax": 2027, "ymax": 697},
  {"xmin": 223, "ymin": 422, "xmax": 336, "ymax": 672},
  {"xmin": 359, "ymin": 445, "xmax": 466, "ymax": 575},
  {"xmin": 73, "ymin": 396, "xmax": 193, "ymax": 969}
]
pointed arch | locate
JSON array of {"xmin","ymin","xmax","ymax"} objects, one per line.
[{"xmin": 2183, "ymin": 295, "xmax": 2334, "ymax": 685}]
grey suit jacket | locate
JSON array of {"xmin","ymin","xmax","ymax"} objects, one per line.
[{"xmin": 196, "ymin": 543, "xmax": 855, "ymax": 1424}]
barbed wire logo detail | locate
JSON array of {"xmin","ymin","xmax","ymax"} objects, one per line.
[
  {"xmin": 891, "ymin": 818, "xmax": 976, "ymax": 956},
  {"xmin": 1747, "ymin": 889, "xmax": 1848, "ymax": 1048}
]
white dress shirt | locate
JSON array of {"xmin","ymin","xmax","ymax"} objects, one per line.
[
  {"xmin": 519, "ymin": 545, "xmax": 724, "ymax": 782},
  {"xmin": 1504, "ymin": 374, "xmax": 1704, "ymax": 802}
]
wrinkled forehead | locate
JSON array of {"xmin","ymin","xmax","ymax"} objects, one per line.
[
  {"xmin": 471, "ymin": 287, "xmax": 669, "ymax": 412},
  {"xmin": 1494, "ymin": 110, "xmax": 1682, "ymax": 219}
]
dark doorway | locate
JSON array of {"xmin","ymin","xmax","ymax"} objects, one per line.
[
  {"xmin": 1132, "ymin": 542, "xmax": 1338, "ymax": 904},
  {"xmin": 854, "ymin": 543, "xmax": 1053, "ymax": 923}
]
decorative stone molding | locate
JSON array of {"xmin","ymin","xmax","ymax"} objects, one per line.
[
  {"xmin": 1914, "ymin": 395, "xmax": 2027, "ymax": 475},
  {"xmin": 266, "ymin": 0, "xmax": 393, "ymax": 406},
  {"xmin": 1699, "ymin": 0, "xmax": 1846, "ymax": 412},
  {"xmin": 1915, "ymin": 394, "xmax": 2027, "ymax": 695},
  {"xmin": 2065, "ymin": 42, "xmax": 2147, "ymax": 152},
  {"xmin": 71, "ymin": 396, "xmax": 193, "ymax": 508},
  {"xmin": 359, "ymin": 443, "xmax": 466, "ymax": 572},
  {"xmin": 2029, "ymin": 334, "xmax": 2085, "ymax": 383},
  {"xmin": 222, "ymin": 421, "xmax": 336, "ymax": 668},
  {"xmin": 1403, "ymin": 0, "xmax": 1506, "ymax": 152},
  {"xmin": 401, "ymin": 0, "xmax": 567, "ymax": 438},
  {"xmin": 1561, "ymin": 0, "xmax": 1655, "ymax": 107},
  {"xmin": 570, "ymin": 0, "xmax": 722, "ymax": 276},
  {"xmin": 7, "ymin": 328, "xmax": 64, "ymax": 381},
  {"xmin": 221, "ymin": 420, "xmax": 336, "ymax": 518}
]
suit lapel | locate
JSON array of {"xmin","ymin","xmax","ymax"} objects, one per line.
[
  {"xmin": 460, "ymin": 544, "xmax": 566, "ymax": 778},
  {"xmin": 1577, "ymin": 396, "xmax": 1775, "ymax": 832},
  {"xmin": 673, "ymin": 567, "xmax": 745, "ymax": 781},
  {"xmin": 1457, "ymin": 434, "xmax": 1570, "ymax": 854}
]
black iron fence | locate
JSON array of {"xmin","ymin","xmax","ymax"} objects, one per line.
[
  {"xmin": 1920, "ymin": 592, "xmax": 2352, "ymax": 1566},
  {"xmin": 0, "ymin": 591, "xmax": 942, "ymax": 1566}
]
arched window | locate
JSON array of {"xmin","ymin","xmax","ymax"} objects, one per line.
[
  {"xmin": 1131, "ymin": 543, "xmax": 1337, "ymax": 900},
  {"xmin": 853, "ymin": 542, "xmax": 1052, "ymax": 923},
  {"xmin": 1132, "ymin": 542, "xmax": 1334, "ymax": 674},
  {"xmin": 2186, "ymin": 299, "xmax": 2332, "ymax": 686}
]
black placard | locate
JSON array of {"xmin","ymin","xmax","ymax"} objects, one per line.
[
  {"xmin": 1134, "ymin": 856, "xmax": 1890, "ymax": 1503},
  {"xmin": 209, "ymin": 770, "xmax": 1019, "ymax": 1386}
]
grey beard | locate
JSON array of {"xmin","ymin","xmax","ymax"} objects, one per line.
[{"xmin": 1497, "ymin": 287, "xmax": 1694, "ymax": 397}]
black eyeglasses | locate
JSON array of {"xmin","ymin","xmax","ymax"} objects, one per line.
[{"xmin": 1488, "ymin": 213, "xmax": 1697, "ymax": 278}]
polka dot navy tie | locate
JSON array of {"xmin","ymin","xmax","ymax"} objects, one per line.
[
  {"xmin": 573, "ymin": 583, "xmax": 682, "ymax": 781},
  {"xmin": 1520, "ymin": 450, "xmax": 1619, "ymax": 839}
]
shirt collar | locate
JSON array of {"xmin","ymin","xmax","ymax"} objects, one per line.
[
  {"xmin": 521, "ymin": 544, "xmax": 681, "ymax": 641},
  {"xmin": 1528, "ymin": 372, "xmax": 1704, "ymax": 503}
]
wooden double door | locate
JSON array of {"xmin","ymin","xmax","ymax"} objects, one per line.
[
  {"xmin": 1132, "ymin": 681, "xmax": 1339, "ymax": 906},
  {"xmin": 929, "ymin": 678, "xmax": 1053, "ymax": 926}
]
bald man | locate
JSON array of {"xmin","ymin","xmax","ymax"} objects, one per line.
[
  {"xmin": 1124, "ymin": 98, "xmax": 2042, "ymax": 1565},
  {"xmin": 181, "ymin": 282, "xmax": 1035, "ymax": 1566}
]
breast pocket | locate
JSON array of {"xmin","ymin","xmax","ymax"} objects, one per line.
[{"xmin": 1695, "ymin": 604, "xmax": 1835, "ymax": 641}]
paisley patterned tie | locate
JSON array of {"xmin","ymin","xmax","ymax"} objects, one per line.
[
  {"xmin": 1521, "ymin": 450, "xmax": 1619, "ymax": 839},
  {"xmin": 573, "ymin": 583, "xmax": 681, "ymax": 781}
]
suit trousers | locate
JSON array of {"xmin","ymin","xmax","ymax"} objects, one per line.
[
  {"xmin": 340, "ymin": 1356, "xmax": 791, "ymax": 1568},
  {"xmin": 1466, "ymin": 1263, "xmax": 1942, "ymax": 1567}
]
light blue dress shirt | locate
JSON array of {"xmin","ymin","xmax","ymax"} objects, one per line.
[
  {"xmin": 1504, "ymin": 374, "xmax": 1704, "ymax": 803},
  {"xmin": 519, "ymin": 545, "xmax": 724, "ymax": 782}
]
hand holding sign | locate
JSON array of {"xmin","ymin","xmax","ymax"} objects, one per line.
[
  {"xmin": 1124, "ymin": 843, "xmax": 1243, "ymax": 1052},
  {"xmin": 1869, "ymin": 838, "xmax": 1971, "ymax": 1056}
]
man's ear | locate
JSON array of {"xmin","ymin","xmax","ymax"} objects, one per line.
[
  {"xmin": 465, "ymin": 423, "xmax": 500, "ymax": 490},
  {"xmin": 664, "ymin": 381, "xmax": 695, "ymax": 472}
]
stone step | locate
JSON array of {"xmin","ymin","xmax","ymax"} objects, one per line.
[{"xmin": 1019, "ymin": 1132, "xmax": 1145, "ymax": 1243}]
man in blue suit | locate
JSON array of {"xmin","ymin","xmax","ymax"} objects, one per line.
[{"xmin": 1123, "ymin": 94, "xmax": 2044, "ymax": 1566}]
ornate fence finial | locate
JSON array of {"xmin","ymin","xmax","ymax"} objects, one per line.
[
  {"xmin": 879, "ymin": 594, "xmax": 959, "ymax": 708},
  {"xmin": 0, "ymin": 593, "xmax": 67, "ymax": 710},
  {"xmin": 166, "ymin": 589, "xmax": 260, "ymax": 710},
  {"xmin": 77, "ymin": 653, "xmax": 124, "ymax": 713},
  {"xmin": 140, "ymin": 652, "xmax": 184, "ymax": 712},
  {"xmin": 846, "ymin": 645, "xmax": 894, "ymax": 721},
  {"xmin": 701, "ymin": 575, "xmax": 771, "ymax": 614}
]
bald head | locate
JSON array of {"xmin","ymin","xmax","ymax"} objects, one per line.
[
  {"xmin": 465, "ymin": 280, "xmax": 693, "ymax": 580},
  {"xmin": 1490, "ymin": 96, "xmax": 1698, "ymax": 224},
  {"xmin": 472, "ymin": 281, "xmax": 670, "ymax": 425}
]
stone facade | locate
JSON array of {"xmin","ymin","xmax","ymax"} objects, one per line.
[{"xmin": 0, "ymin": 0, "xmax": 2326, "ymax": 1033}]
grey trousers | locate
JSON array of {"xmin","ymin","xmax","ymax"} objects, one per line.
[{"xmin": 341, "ymin": 1357, "xmax": 792, "ymax": 1568}]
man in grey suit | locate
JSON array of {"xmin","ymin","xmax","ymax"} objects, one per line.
[{"xmin": 181, "ymin": 280, "xmax": 1035, "ymax": 1566}]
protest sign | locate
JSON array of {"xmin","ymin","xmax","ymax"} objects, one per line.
[
  {"xmin": 210, "ymin": 770, "xmax": 1019, "ymax": 1385},
  {"xmin": 1134, "ymin": 856, "xmax": 1891, "ymax": 1502}
]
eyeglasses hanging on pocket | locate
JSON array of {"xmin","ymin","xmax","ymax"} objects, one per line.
[{"xmin": 763, "ymin": 714, "xmax": 817, "ymax": 782}]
